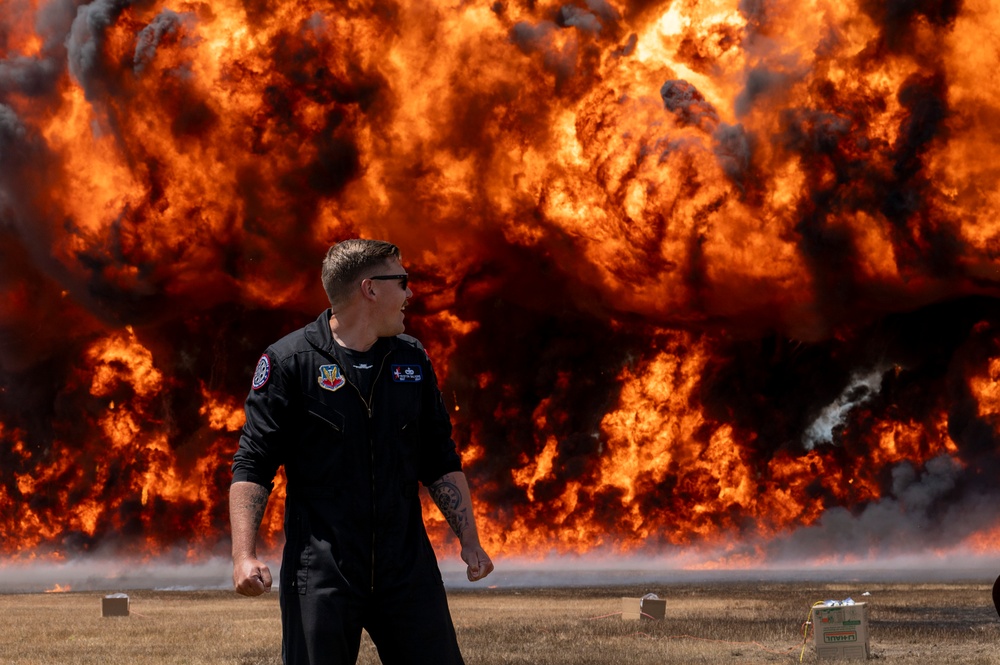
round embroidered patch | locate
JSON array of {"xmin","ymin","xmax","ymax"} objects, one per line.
[{"xmin": 252, "ymin": 354, "xmax": 271, "ymax": 390}]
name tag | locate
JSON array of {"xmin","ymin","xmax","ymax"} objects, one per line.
[{"xmin": 391, "ymin": 365, "xmax": 422, "ymax": 382}]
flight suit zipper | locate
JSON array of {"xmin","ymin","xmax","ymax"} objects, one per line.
[{"xmin": 343, "ymin": 349, "xmax": 393, "ymax": 593}]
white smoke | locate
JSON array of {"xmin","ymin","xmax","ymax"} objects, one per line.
[
  {"xmin": 439, "ymin": 546, "xmax": 998, "ymax": 588},
  {"xmin": 803, "ymin": 364, "xmax": 891, "ymax": 449},
  {"xmin": 0, "ymin": 555, "xmax": 233, "ymax": 593},
  {"xmin": 2, "ymin": 535, "xmax": 996, "ymax": 593}
]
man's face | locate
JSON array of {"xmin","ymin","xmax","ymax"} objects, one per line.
[{"xmin": 367, "ymin": 257, "xmax": 411, "ymax": 337}]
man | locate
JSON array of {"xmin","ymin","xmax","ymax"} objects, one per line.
[{"xmin": 230, "ymin": 239, "xmax": 494, "ymax": 664}]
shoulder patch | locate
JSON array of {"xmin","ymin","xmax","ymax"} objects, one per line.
[
  {"xmin": 318, "ymin": 364, "xmax": 346, "ymax": 392},
  {"xmin": 252, "ymin": 354, "xmax": 271, "ymax": 390},
  {"xmin": 392, "ymin": 364, "xmax": 423, "ymax": 383}
]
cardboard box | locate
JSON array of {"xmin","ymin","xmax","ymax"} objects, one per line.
[
  {"xmin": 621, "ymin": 596, "xmax": 666, "ymax": 620},
  {"xmin": 102, "ymin": 594, "xmax": 129, "ymax": 617},
  {"xmin": 813, "ymin": 602, "xmax": 869, "ymax": 660}
]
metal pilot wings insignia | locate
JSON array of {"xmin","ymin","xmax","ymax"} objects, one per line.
[
  {"xmin": 318, "ymin": 364, "xmax": 346, "ymax": 392},
  {"xmin": 392, "ymin": 365, "xmax": 422, "ymax": 383}
]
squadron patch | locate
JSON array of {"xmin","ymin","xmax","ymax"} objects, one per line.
[
  {"xmin": 252, "ymin": 354, "xmax": 271, "ymax": 390},
  {"xmin": 392, "ymin": 364, "xmax": 423, "ymax": 383},
  {"xmin": 318, "ymin": 364, "xmax": 346, "ymax": 392}
]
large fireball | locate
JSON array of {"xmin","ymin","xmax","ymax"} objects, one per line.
[{"xmin": 2, "ymin": 0, "xmax": 1000, "ymax": 565}]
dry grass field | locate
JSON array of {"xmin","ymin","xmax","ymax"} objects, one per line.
[{"xmin": 1, "ymin": 580, "xmax": 998, "ymax": 664}]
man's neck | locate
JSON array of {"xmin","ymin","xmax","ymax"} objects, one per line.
[{"xmin": 329, "ymin": 313, "xmax": 377, "ymax": 352}]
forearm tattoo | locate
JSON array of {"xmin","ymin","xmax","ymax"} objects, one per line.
[
  {"xmin": 430, "ymin": 480, "xmax": 469, "ymax": 538},
  {"xmin": 242, "ymin": 485, "xmax": 270, "ymax": 531}
]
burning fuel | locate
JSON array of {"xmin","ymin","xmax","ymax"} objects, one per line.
[{"xmin": 1, "ymin": 0, "xmax": 999, "ymax": 567}]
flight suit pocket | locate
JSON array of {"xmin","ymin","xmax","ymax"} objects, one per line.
[
  {"xmin": 397, "ymin": 418, "xmax": 421, "ymax": 486},
  {"xmin": 284, "ymin": 510, "xmax": 311, "ymax": 595},
  {"xmin": 305, "ymin": 394, "xmax": 345, "ymax": 434}
]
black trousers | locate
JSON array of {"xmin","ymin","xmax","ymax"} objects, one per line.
[{"xmin": 280, "ymin": 581, "xmax": 465, "ymax": 665}]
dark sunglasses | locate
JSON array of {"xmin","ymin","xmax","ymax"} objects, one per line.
[{"xmin": 368, "ymin": 274, "xmax": 409, "ymax": 290}]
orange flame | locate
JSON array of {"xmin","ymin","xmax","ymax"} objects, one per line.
[{"xmin": 3, "ymin": 0, "xmax": 1000, "ymax": 568}]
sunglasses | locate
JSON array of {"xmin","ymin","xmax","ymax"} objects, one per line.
[{"xmin": 368, "ymin": 274, "xmax": 409, "ymax": 290}]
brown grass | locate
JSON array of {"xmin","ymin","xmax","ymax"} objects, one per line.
[{"xmin": 1, "ymin": 581, "xmax": 998, "ymax": 664}]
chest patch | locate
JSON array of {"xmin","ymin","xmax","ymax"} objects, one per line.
[
  {"xmin": 252, "ymin": 354, "xmax": 271, "ymax": 390},
  {"xmin": 318, "ymin": 364, "xmax": 346, "ymax": 392},
  {"xmin": 392, "ymin": 364, "xmax": 422, "ymax": 383}
]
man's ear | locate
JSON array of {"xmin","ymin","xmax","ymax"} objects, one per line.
[{"xmin": 360, "ymin": 278, "xmax": 377, "ymax": 301}]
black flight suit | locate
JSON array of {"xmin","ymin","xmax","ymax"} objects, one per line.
[{"xmin": 232, "ymin": 310, "xmax": 465, "ymax": 664}]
